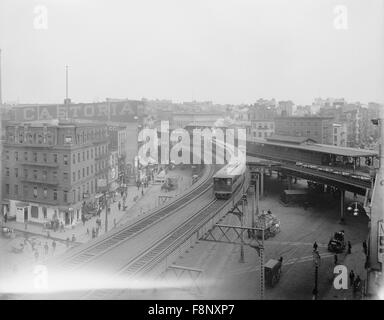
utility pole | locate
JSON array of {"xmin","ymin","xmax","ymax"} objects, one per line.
[
  {"xmin": 312, "ymin": 249, "xmax": 320, "ymax": 300},
  {"xmin": 0, "ymin": 49, "xmax": 2, "ymax": 106},
  {"xmin": 239, "ymin": 199, "xmax": 245, "ymax": 263}
]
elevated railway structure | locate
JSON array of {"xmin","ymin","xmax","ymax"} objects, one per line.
[{"xmin": 246, "ymin": 135, "xmax": 378, "ymax": 223}]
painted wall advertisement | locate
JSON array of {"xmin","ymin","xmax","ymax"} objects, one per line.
[{"xmin": 12, "ymin": 100, "xmax": 143, "ymax": 123}]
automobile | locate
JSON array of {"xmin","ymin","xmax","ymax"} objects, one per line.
[
  {"xmin": 295, "ymin": 162, "xmax": 303, "ymax": 166},
  {"xmin": 341, "ymin": 172, "xmax": 351, "ymax": 177},
  {"xmin": 332, "ymin": 170, "xmax": 342, "ymax": 175},
  {"xmin": 328, "ymin": 231, "xmax": 346, "ymax": 253},
  {"xmin": 360, "ymin": 176, "xmax": 371, "ymax": 181},
  {"xmin": 302, "ymin": 164, "xmax": 310, "ymax": 168},
  {"xmin": 317, "ymin": 167, "xmax": 327, "ymax": 172},
  {"xmin": 323, "ymin": 168, "xmax": 334, "ymax": 173},
  {"xmin": 1, "ymin": 226, "xmax": 13, "ymax": 238},
  {"xmin": 264, "ymin": 258, "xmax": 283, "ymax": 287},
  {"xmin": 351, "ymin": 175, "xmax": 360, "ymax": 179},
  {"xmin": 308, "ymin": 165, "xmax": 318, "ymax": 169}
]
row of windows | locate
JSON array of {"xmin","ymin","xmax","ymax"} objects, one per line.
[
  {"xmin": 4, "ymin": 181, "xmax": 95, "ymax": 203},
  {"xmin": 4, "ymin": 145, "xmax": 108, "ymax": 165},
  {"xmin": 4, "ymin": 165, "xmax": 98, "ymax": 182}
]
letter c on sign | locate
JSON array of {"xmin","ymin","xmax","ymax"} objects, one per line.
[{"xmin": 380, "ymin": 180, "xmax": 384, "ymax": 186}]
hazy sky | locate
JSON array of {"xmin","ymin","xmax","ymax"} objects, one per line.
[{"xmin": 0, "ymin": 0, "xmax": 383, "ymax": 105}]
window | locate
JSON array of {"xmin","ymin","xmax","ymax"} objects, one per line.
[
  {"xmin": 77, "ymin": 187, "xmax": 80, "ymax": 201},
  {"xmin": 33, "ymin": 186, "xmax": 38, "ymax": 198},
  {"xmin": 65, "ymin": 136, "xmax": 72, "ymax": 143},
  {"xmin": 43, "ymin": 207, "xmax": 47, "ymax": 219},
  {"xmin": 64, "ymin": 154, "xmax": 68, "ymax": 165},
  {"xmin": 23, "ymin": 169, "xmax": 28, "ymax": 178},
  {"xmin": 43, "ymin": 153, "xmax": 47, "ymax": 162},
  {"xmin": 14, "ymin": 168, "xmax": 19, "ymax": 178},
  {"xmin": 5, "ymin": 184, "xmax": 9, "ymax": 194},
  {"xmin": 5, "ymin": 151, "xmax": 9, "ymax": 160},
  {"xmin": 78, "ymin": 170, "xmax": 81, "ymax": 180},
  {"xmin": 83, "ymin": 151, "xmax": 85, "ymax": 161},
  {"xmin": 24, "ymin": 152, "xmax": 28, "ymax": 161},
  {"xmin": 91, "ymin": 149, "xmax": 93, "ymax": 158},
  {"xmin": 87, "ymin": 150, "xmax": 89, "ymax": 160},
  {"xmin": 42, "ymin": 170, "xmax": 47, "ymax": 180},
  {"xmin": 64, "ymin": 191, "xmax": 68, "ymax": 203},
  {"xmin": 5, "ymin": 167, "xmax": 9, "ymax": 176},
  {"xmin": 43, "ymin": 187, "xmax": 48, "ymax": 198},
  {"xmin": 53, "ymin": 189, "xmax": 57, "ymax": 200},
  {"xmin": 72, "ymin": 172, "xmax": 76, "ymax": 182},
  {"xmin": 73, "ymin": 154, "xmax": 76, "ymax": 164},
  {"xmin": 87, "ymin": 167, "xmax": 89, "ymax": 176},
  {"xmin": 53, "ymin": 171, "xmax": 58, "ymax": 180},
  {"xmin": 78, "ymin": 153, "xmax": 80, "ymax": 162},
  {"xmin": 33, "ymin": 170, "xmax": 38, "ymax": 179},
  {"xmin": 31, "ymin": 206, "xmax": 38, "ymax": 218},
  {"xmin": 23, "ymin": 185, "xmax": 28, "ymax": 197},
  {"xmin": 83, "ymin": 168, "xmax": 85, "ymax": 178},
  {"xmin": 15, "ymin": 152, "xmax": 19, "ymax": 161},
  {"xmin": 63, "ymin": 172, "xmax": 68, "ymax": 181},
  {"xmin": 53, "ymin": 154, "xmax": 58, "ymax": 163},
  {"xmin": 14, "ymin": 184, "xmax": 18, "ymax": 195},
  {"xmin": 91, "ymin": 165, "xmax": 93, "ymax": 174},
  {"xmin": 33, "ymin": 152, "xmax": 37, "ymax": 162}
]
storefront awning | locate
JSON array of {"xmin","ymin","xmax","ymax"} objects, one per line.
[{"xmin": 15, "ymin": 202, "xmax": 29, "ymax": 208}]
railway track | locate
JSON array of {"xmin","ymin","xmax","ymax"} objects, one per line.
[
  {"xmin": 51, "ymin": 165, "xmax": 217, "ymax": 272},
  {"xmin": 84, "ymin": 173, "xmax": 249, "ymax": 299}
]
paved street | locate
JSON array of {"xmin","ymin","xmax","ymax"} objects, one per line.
[{"xmin": 155, "ymin": 173, "xmax": 369, "ymax": 300}]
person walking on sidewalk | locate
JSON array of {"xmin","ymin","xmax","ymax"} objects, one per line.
[
  {"xmin": 118, "ymin": 202, "xmax": 121, "ymax": 211},
  {"xmin": 44, "ymin": 242, "xmax": 49, "ymax": 256},
  {"xmin": 349, "ymin": 270, "xmax": 355, "ymax": 288},
  {"xmin": 52, "ymin": 240, "xmax": 56, "ymax": 254},
  {"xmin": 363, "ymin": 241, "xmax": 367, "ymax": 255},
  {"xmin": 92, "ymin": 228, "xmax": 96, "ymax": 239},
  {"xmin": 347, "ymin": 241, "xmax": 352, "ymax": 254},
  {"xmin": 313, "ymin": 242, "xmax": 318, "ymax": 251}
]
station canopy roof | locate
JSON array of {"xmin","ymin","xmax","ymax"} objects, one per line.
[{"xmin": 251, "ymin": 137, "xmax": 378, "ymax": 158}]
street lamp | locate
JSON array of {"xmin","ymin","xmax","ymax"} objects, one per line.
[{"xmin": 312, "ymin": 249, "xmax": 321, "ymax": 300}]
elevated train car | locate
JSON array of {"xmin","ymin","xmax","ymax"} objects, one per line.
[{"xmin": 213, "ymin": 160, "xmax": 246, "ymax": 199}]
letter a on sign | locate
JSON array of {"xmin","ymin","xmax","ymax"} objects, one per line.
[{"xmin": 333, "ymin": 265, "xmax": 348, "ymax": 290}]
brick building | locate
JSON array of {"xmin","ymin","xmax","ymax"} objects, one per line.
[
  {"xmin": 274, "ymin": 116, "xmax": 334, "ymax": 144},
  {"xmin": 2, "ymin": 120, "xmax": 108, "ymax": 226}
]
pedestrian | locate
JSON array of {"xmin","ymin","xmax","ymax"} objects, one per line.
[
  {"xmin": 141, "ymin": 188, "xmax": 144, "ymax": 196},
  {"xmin": 114, "ymin": 218, "xmax": 116, "ymax": 228},
  {"xmin": 96, "ymin": 227, "xmax": 99, "ymax": 237},
  {"xmin": 313, "ymin": 242, "xmax": 318, "ymax": 251},
  {"xmin": 82, "ymin": 215, "xmax": 86, "ymax": 226},
  {"xmin": 118, "ymin": 202, "xmax": 121, "ymax": 211},
  {"xmin": 71, "ymin": 234, "xmax": 76, "ymax": 242},
  {"xmin": 349, "ymin": 270, "xmax": 355, "ymax": 287},
  {"xmin": 44, "ymin": 242, "xmax": 49, "ymax": 256},
  {"xmin": 66, "ymin": 237, "xmax": 70, "ymax": 248},
  {"xmin": 87, "ymin": 228, "xmax": 90, "ymax": 236},
  {"xmin": 347, "ymin": 241, "xmax": 352, "ymax": 254},
  {"xmin": 363, "ymin": 241, "xmax": 367, "ymax": 255},
  {"xmin": 34, "ymin": 249, "xmax": 39, "ymax": 262},
  {"xmin": 92, "ymin": 228, "xmax": 96, "ymax": 239},
  {"xmin": 334, "ymin": 254, "xmax": 338, "ymax": 266},
  {"xmin": 4, "ymin": 213, "xmax": 7, "ymax": 224},
  {"xmin": 52, "ymin": 240, "xmax": 56, "ymax": 253}
]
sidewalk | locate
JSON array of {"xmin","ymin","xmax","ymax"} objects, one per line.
[
  {"xmin": 4, "ymin": 168, "xmax": 193, "ymax": 245},
  {"xmin": 322, "ymin": 244, "xmax": 367, "ymax": 300}
]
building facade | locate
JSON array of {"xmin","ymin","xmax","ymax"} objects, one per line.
[
  {"xmin": 274, "ymin": 116, "xmax": 334, "ymax": 144},
  {"xmin": 2, "ymin": 120, "xmax": 108, "ymax": 226}
]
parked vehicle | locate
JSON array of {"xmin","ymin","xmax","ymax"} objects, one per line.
[
  {"xmin": 265, "ymin": 259, "xmax": 282, "ymax": 287},
  {"xmin": 328, "ymin": 231, "xmax": 346, "ymax": 253}
]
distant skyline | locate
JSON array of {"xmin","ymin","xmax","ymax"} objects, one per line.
[{"xmin": 1, "ymin": 0, "xmax": 383, "ymax": 106}]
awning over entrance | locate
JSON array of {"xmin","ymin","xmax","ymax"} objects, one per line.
[{"xmin": 15, "ymin": 202, "xmax": 29, "ymax": 208}]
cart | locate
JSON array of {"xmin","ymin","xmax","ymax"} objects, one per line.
[{"xmin": 264, "ymin": 259, "xmax": 282, "ymax": 287}]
